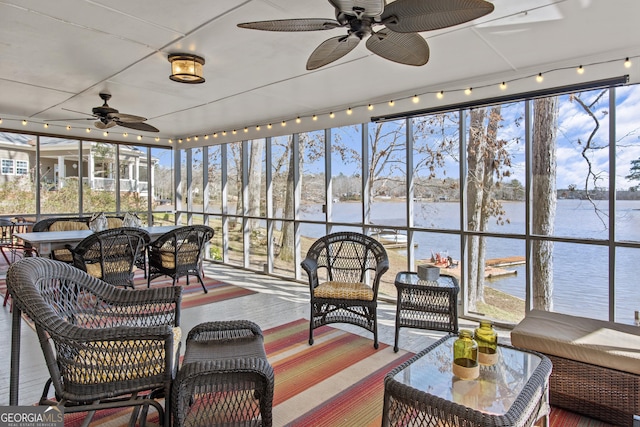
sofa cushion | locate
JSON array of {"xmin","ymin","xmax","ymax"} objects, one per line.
[{"xmin": 511, "ymin": 309, "xmax": 640, "ymax": 375}]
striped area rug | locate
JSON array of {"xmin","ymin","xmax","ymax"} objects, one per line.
[
  {"xmin": 1, "ymin": 267, "xmax": 256, "ymax": 310},
  {"xmin": 57, "ymin": 319, "xmax": 617, "ymax": 427}
]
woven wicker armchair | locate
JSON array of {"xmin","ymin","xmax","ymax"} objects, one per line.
[
  {"xmin": 68, "ymin": 227, "xmax": 150, "ymax": 288},
  {"xmin": 301, "ymin": 232, "xmax": 389, "ymax": 349},
  {"xmin": 7, "ymin": 257, "xmax": 181, "ymax": 427},
  {"xmin": 147, "ymin": 225, "xmax": 214, "ymax": 293}
]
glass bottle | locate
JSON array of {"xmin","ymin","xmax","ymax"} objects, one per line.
[
  {"xmin": 452, "ymin": 330, "xmax": 479, "ymax": 380},
  {"xmin": 474, "ymin": 320, "xmax": 498, "ymax": 366}
]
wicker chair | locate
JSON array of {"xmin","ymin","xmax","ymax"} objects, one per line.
[
  {"xmin": 301, "ymin": 231, "xmax": 389, "ymax": 349},
  {"xmin": 69, "ymin": 227, "xmax": 150, "ymax": 288},
  {"xmin": 7, "ymin": 257, "xmax": 182, "ymax": 427},
  {"xmin": 147, "ymin": 225, "xmax": 214, "ymax": 293}
]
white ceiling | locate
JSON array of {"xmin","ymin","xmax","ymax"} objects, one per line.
[{"xmin": 1, "ymin": 0, "xmax": 639, "ymax": 148}]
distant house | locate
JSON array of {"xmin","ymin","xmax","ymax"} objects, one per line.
[{"xmin": 0, "ymin": 133, "xmax": 156, "ymax": 198}]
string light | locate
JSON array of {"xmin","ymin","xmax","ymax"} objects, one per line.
[
  {"xmin": 232, "ymin": 129, "xmax": 236, "ymax": 134},
  {"xmin": 168, "ymin": 139, "xmax": 173, "ymax": 144},
  {"xmin": 281, "ymin": 120, "xmax": 286, "ymax": 127},
  {"xmin": 296, "ymin": 116, "xmax": 301, "ymax": 123},
  {"xmin": 256, "ymin": 125, "xmax": 260, "ymax": 131},
  {"xmin": 85, "ymin": 128, "xmax": 91, "ymax": 133},
  {"xmin": 465, "ymin": 88, "xmax": 472, "ymax": 95},
  {"xmin": 625, "ymin": 57, "xmax": 632, "ymax": 68},
  {"xmin": 186, "ymin": 137, "xmax": 191, "ymax": 142},
  {"xmin": 204, "ymin": 135, "xmax": 209, "ymax": 140},
  {"xmin": 137, "ymin": 135, "xmax": 142, "ymax": 141},
  {"xmin": 213, "ymin": 133, "xmax": 218, "ymax": 138},
  {"xmin": 536, "ymin": 73, "xmax": 544, "ymax": 83},
  {"xmin": 22, "ymin": 120, "xmax": 27, "ymax": 126},
  {"xmin": 267, "ymin": 124, "xmax": 272, "ymax": 129},
  {"xmin": 329, "ymin": 112, "xmax": 335, "ymax": 118},
  {"xmin": 244, "ymin": 127, "xmax": 248, "ymax": 133},
  {"xmin": 0, "ymin": 118, "xmax": 2, "ymax": 124},
  {"xmin": 103, "ymin": 131, "xmax": 108, "ymax": 136},
  {"xmin": 194, "ymin": 136, "xmax": 198, "ymax": 141},
  {"xmin": 43, "ymin": 123, "xmax": 49, "ymax": 128},
  {"xmin": 346, "ymin": 108, "xmax": 353, "ymax": 115},
  {"xmin": 222, "ymin": 131, "xmax": 227, "ymax": 136},
  {"xmin": 500, "ymin": 82, "xmax": 507, "ymax": 90},
  {"xmin": 178, "ymin": 138, "xmax": 182, "ymax": 143},
  {"xmin": 388, "ymin": 100, "xmax": 395, "ymax": 107},
  {"xmin": 412, "ymin": 95, "xmax": 419, "ymax": 104},
  {"xmin": 577, "ymin": 65, "xmax": 584, "ymax": 75},
  {"xmin": 312, "ymin": 115, "xmax": 317, "ymax": 121},
  {"xmin": 123, "ymin": 132, "xmax": 128, "ymax": 137},
  {"xmin": 368, "ymin": 104, "xmax": 374, "ymax": 111},
  {"xmin": 437, "ymin": 91, "xmax": 444, "ymax": 99},
  {"xmin": 66, "ymin": 125, "xmax": 71, "ymax": 130},
  {"xmin": 155, "ymin": 137, "xmax": 160, "ymax": 142}
]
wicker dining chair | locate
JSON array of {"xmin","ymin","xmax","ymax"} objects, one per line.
[
  {"xmin": 7, "ymin": 257, "xmax": 182, "ymax": 427},
  {"xmin": 68, "ymin": 227, "xmax": 150, "ymax": 288},
  {"xmin": 301, "ymin": 231, "xmax": 389, "ymax": 349},
  {"xmin": 147, "ymin": 225, "xmax": 214, "ymax": 293}
]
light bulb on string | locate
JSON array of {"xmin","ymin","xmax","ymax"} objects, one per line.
[
  {"xmin": 437, "ymin": 91, "xmax": 444, "ymax": 100},
  {"xmin": 536, "ymin": 73, "xmax": 544, "ymax": 83},
  {"xmin": 500, "ymin": 82, "xmax": 507, "ymax": 90},
  {"xmin": 346, "ymin": 108, "xmax": 352, "ymax": 115},
  {"xmin": 329, "ymin": 112, "xmax": 335, "ymax": 118},
  {"xmin": 103, "ymin": 131, "xmax": 108, "ymax": 137},
  {"xmin": 312, "ymin": 115, "xmax": 318, "ymax": 121},
  {"xmin": 412, "ymin": 95, "xmax": 419, "ymax": 104},
  {"xmin": 256, "ymin": 125, "xmax": 260, "ymax": 131},
  {"xmin": 465, "ymin": 88, "xmax": 472, "ymax": 96},
  {"xmin": 625, "ymin": 57, "xmax": 632, "ymax": 68},
  {"xmin": 244, "ymin": 127, "xmax": 248, "ymax": 133},
  {"xmin": 296, "ymin": 116, "xmax": 301, "ymax": 123},
  {"xmin": 388, "ymin": 100, "xmax": 394, "ymax": 107},
  {"xmin": 367, "ymin": 104, "xmax": 374, "ymax": 111},
  {"xmin": 577, "ymin": 65, "xmax": 584, "ymax": 75},
  {"xmin": 137, "ymin": 135, "xmax": 142, "ymax": 141},
  {"xmin": 22, "ymin": 120, "xmax": 27, "ymax": 126},
  {"xmin": 155, "ymin": 137, "xmax": 161, "ymax": 142}
]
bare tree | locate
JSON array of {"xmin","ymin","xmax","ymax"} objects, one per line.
[
  {"xmin": 532, "ymin": 97, "xmax": 558, "ymax": 310},
  {"xmin": 247, "ymin": 139, "xmax": 264, "ymax": 231}
]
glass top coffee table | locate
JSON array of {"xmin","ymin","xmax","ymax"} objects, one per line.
[{"xmin": 383, "ymin": 334, "xmax": 552, "ymax": 427}]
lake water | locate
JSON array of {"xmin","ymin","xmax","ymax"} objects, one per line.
[{"xmin": 300, "ymin": 199, "xmax": 640, "ymax": 325}]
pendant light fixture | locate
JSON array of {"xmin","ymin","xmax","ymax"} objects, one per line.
[{"xmin": 168, "ymin": 54, "xmax": 205, "ymax": 84}]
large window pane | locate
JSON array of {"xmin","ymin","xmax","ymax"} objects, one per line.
[
  {"xmin": 412, "ymin": 112, "xmax": 461, "ymax": 229},
  {"xmin": 0, "ymin": 132, "xmax": 36, "ymax": 217},
  {"xmin": 615, "ymin": 247, "xmax": 640, "ymax": 325},
  {"xmin": 82, "ymin": 141, "xmax": 117, "ymax": 213},
  {"xmin": 331, "ymin": 125, "xmax": 362, "ymax": 223},
  {"xmin": 300, "ymin": 131, "xmax": 325, "ymax": 223},
  {"xmin": 151, "ymin": 147, "xmax": 174, "ymax": 225},
  {"xmin": 40, "ymin": 136, "xmax": 81, "ymax": 215},
  {"xmin": 206, "ymin": 145, "xmax": 222, "ymax": 214},
  {"xmin": 119, "ymin": 145, "xmax": 149, "ymax": 215}
]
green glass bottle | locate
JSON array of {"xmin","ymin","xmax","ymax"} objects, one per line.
[
  {"xmin": 452, "ymin": 330, "xmax": 479, "ymax": 380},
  {"xmin": 474, "ymin": 320, "xmax": 498, "ymax": 366}
]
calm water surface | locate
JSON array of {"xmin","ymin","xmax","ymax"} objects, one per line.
[{"xmin": 300, "ymin": 199, "xmax": 640, "ymax": 325}]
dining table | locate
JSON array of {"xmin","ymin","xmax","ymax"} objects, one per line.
[{"xmin": 13, "ymin": 225, "xmax": 180, "ymax": 257}]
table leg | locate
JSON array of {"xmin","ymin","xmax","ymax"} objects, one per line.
[{"xmin": 10, "ymin": 306, "xmax": 22, "ymax": 405}]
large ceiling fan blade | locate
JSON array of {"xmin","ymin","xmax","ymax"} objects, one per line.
[
  {"xmin": 108, "ymin": 112, "xmax": 147, "ymax": 123},
  {"xmin": 238, "ymin": 18, "xmax": 341, "ymax": 32},
  {"xmin": 116, "ymin": 121, "xmax": 159, "ymax": 133},
  {"xmin": 306, "ymin": 35, "xmax": 360, "ymax": 70},
  {"xmin": 381, "ymin": 0, "xmax": 494, "ymax": 33},
  {"xmin": 366, "ymin": 29, "xmax": 429, "ymax": 66},
  {"xmin": 328, "ymin": 0, "xmax": 385, "ymax": 17}
]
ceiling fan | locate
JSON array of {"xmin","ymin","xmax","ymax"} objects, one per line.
[
  {"xmin": 237, "ymin": 0, "xmax": 494, "ymax": 70},
  {"xmin": 51, "ymin": 93, "xmax": 160, "ymax": 133}
]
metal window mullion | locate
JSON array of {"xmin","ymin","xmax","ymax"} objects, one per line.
[
  {"xmin": 221, "ymin": 145, "xmax": 229, "ymax": 263},
  {"xmin": 174, "ymin": 148, "xmax": 182, "ymax": 224},
  {"xmin": 202, "ymin": 146, "xmax": 210, "ymax": 222},
  {"xmin": 524, "ymin": 99, "xmax": 533, "ymax": 313},
  {"xmin": 406, "ymin": 117, "xmax": 415, "ymax": 270},
  {"xmin": 77, "ymin": 140, "xmax": 83, "ymax": 215},
  {"xmin": 325, "ymin": 128, "xmax": 332, "ymax": 235},
  {"xmin": 186, "ymin": 148, "xmax": 193, "ymax": 224},
  {"xmin": 266, "ymin": 137, "xmax": 274, "ymax": 273},
  {"xmin": 292, "ymin": 133, "xmax": 301, "ymax": 279},
  {"xmin": 362, "ymin": 123, "xmax": 369, "ymax": 235},
  {"xmin": 458, "ymin": 109, "xmax": 468, "ymax": 317},
  {"xmin": 608, "ymin": 87, "xmax": 616, "ymax": 322},
  {"xmin": 242, "ymin": 140, "xmax": 250, "ymax": 269},
  {"xmin": 115, "ymin": 144, "xmax": 121, "ymax": 214}
]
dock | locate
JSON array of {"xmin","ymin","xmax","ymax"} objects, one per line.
[{"xmin": 421, "ymin": 256, "xmax": 524, "ymax": 281}]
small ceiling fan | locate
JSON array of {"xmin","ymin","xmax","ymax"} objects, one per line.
[
  {"xmin": 50, "ymin": 93, "xmax": 160, "ymax": 132},
  {"xmin": 237, "ymin": 0, "xmax": 494, "ymax": 70}
]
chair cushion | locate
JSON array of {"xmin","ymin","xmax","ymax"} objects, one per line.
[
  {"xmin": 52, "ymin": 248, "xmax": 74, "ymax": 262},
  {"xmin": 85, "ymin": 260, "xmax": 133, "ymax": 279},
  {"xmin": 106, "ymin": 217, "xmax": 123, "ymax": 229},
  {"xmin": 314, "ymin": 281, "xmax": 374, "ymax": 300},
  {"xmin": 71, "ymin": 327, "xmax": 182, "ymax": 384},
  {"xmin": 159, "ymin": 243, "xmax": 199, "ymax": 268},
  {"xmin": 49, "ymin": 221, "xmax": 89, "ymax": 232}
]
